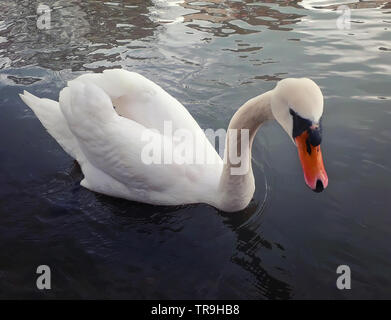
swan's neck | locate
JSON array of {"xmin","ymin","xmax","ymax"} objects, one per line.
[{"xmin": 217, "ymin": 90, "xmax": 274, "ymax": 212}]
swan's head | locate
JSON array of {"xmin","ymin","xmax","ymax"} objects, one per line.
[{"xmin": 271, "ymin": 78, "xmax": 328, "ymax": 192}]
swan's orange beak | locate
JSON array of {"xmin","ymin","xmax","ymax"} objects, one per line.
[{"xmin": 295, "ymin": 130, "xmax": 328, "ymax": 192}]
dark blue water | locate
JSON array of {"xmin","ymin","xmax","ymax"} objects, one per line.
[{"xmin": 0, "ymin": 0, "xmax": 390, "ymax": 299}]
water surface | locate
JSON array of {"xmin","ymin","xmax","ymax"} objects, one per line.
[{"xmin": 0, "ymin": 0, "xmax": 390, "ymax": 299}]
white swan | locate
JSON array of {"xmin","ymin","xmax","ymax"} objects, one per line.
[{"xmin": 19, "ymin": 69, "xmax": 328, "ymax": 212}]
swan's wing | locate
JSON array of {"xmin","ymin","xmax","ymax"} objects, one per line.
[
  {"xmin": 68, "ymin": 69, "xmax": 206, "ymax": 136},
  {"xmin": 68, "ymin": 68, "xmax": 222, "ymax": 165},
  {"xmin": 19, "ymin": 91, "xmax": 81, "ymax": 160},
  {"xmin": 59, "ymin": 81, "xmax": 209, "ymax": 204}
]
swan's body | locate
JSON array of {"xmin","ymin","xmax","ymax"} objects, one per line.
[{"xmin": 20, "ymin": 69, "xmax": 328, "ymax": 212}]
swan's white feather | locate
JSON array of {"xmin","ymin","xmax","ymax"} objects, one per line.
[
  {"xmin": 67, "ymin": 69, "xmax": 208, "ymax": 135},
  {"xmin": 21, "ymin": 69, "xmax": 223, "ymax": 206},
  {"xmin": 19, "ymin": 90, "xmax": 80, "ymax": 160}
]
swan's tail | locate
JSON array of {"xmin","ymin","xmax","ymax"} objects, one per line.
[{"xmin": 19, "ymin": 90, "xmax": 80, "ymax": 160}]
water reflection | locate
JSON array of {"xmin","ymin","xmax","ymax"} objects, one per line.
[
  {"xmin": 182, "ymin": 0, "xmax": 304, "ymax": 35},
  {"xmin": 0, "ymin": 0, "xmax": 156, "ymax": 71},
  {"xmin": 220, "ymin": 204, "xmax": 292, "ymax": 299},
  {"xmin": 312, "ymin": 1, "xmax": 391, "ymax": 10},
  {"xmin": 0, "ymin": 0, "xmax": 307, "ymax": 74}
]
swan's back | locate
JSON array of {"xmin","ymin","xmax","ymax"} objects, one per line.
[{"xmin": 69, "ymin": 69, "xmax": 205, "ymax": 135}]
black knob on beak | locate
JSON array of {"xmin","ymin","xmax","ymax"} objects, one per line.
[{"xmin": 308, "ymin": 125, "xmax": 322, "ymax": 147}]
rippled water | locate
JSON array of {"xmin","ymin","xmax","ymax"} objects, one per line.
[{"xmin": 0, "ymin": 0, "xmax": 390, "ymax": 299}]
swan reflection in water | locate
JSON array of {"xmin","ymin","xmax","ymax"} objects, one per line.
[{"xmin": 67, "ymin": 160, "xmax": 291, "ymax": 299}]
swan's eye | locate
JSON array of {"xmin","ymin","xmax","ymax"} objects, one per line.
[{"xmin": 289, "ymin": 108, "xmax": 322, "ymax": 146}]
